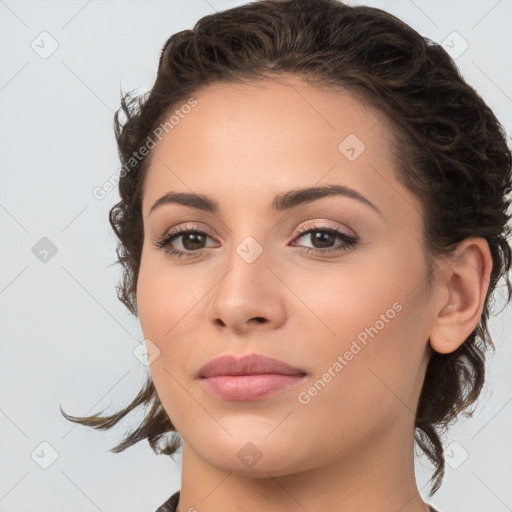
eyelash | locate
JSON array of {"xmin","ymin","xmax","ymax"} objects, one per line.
[{"xmin": 153, "ymin": 224, "xmax": 358, "ymax": 259}]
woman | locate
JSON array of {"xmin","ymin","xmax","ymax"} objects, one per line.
[{"xmin": 61, "ymin": 1, "xmax": 512, "ymax": 511}]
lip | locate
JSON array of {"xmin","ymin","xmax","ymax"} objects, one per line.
[{"xmin": 198, "ymin": 353, "xmax": 307, "ymax": 401}]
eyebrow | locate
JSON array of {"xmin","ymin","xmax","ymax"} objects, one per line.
[{"xmin": 148, "ymin": 183, "xmax": 383, "ymax": 218}]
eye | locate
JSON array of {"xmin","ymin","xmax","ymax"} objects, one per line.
[
  {"xmin": 153, "ymin": 226, "xmax": 217, "ymax": 258},
  {"xmin": 291, "ymin": 225, "xmax": 358, "ymax": 255},
  {"xmin": 153, "ymin": 224, "xmax": 358, "ymax": 258}
]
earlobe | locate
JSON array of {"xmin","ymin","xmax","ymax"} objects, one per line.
[{"xmin": 428, "ymin": 237, "xmax": 493, "ymax": 355}]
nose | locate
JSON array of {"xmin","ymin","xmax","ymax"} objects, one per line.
[{"xmin": 205, "ymin": 244, "xmax": 287, "ymax": 336}]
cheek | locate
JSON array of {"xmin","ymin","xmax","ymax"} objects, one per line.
[
  {"xmin": 285, "ymin": 243, "xmax": 429, "ymax": 400},
  {"xmin": 136, "ymin": 260, "xmax": 167, "ymax": 345},
  {"xmin": 136, "ymin": 252, "xmax": 201, "ymax": 348},
  {"xmin": 136, "ymin": 261, "xmax": 193, "ymax": 426},
  {"xmin": 281, "ymin": 250, "xmax": 413, "ymax": 348},
  {"xmin": 136, "ymin": 256, "xmax": 209, "ymax": 405}
]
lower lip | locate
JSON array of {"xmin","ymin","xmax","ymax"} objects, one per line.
[{"xmin": 200, "ymin": 374, "xmax": 306, "ymax": 401}]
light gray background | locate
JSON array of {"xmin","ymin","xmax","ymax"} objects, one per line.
[{"xmin": 1, "ymin": 1, "xmax": 511, "ymax": 511}]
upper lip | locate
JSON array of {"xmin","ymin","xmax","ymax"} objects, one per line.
[{"xmin": 198, "ymin": 353, "xmax": 307, "ymax": 378}]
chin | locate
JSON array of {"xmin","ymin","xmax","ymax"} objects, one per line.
[{"xmin": 196, "ymin": 436, "xmax": 309, "ymax": 477}]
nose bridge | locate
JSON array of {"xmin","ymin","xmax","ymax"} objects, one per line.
[
  {"xmin": 221, "ymin": 211, "xmax": 271, "ymax": 272},
  {"xmin": 220, "ymin": 230, "xmax": 270, "ymax": 298},
  {"xmin": 234, "ymin": 232, "xmax": 267, "ymax": 266}
]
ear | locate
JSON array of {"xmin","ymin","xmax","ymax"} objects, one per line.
[{"xmin": 429, "ymin": 237, "xmax": 493, "ymax": 354}]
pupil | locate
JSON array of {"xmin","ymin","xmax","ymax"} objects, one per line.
[
  {"xmin": 184, "ymin": 233, "xmax": 204, "ymax": 250},
  {"xmin": 313, "ymin": 232, "xmax": 334, "ymax": 248}
]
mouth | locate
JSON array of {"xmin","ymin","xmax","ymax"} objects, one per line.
[
  {"xmin": 200, "ymin": 373, "xmax": 307, "ymax": 401},
  {"xmin": 198, "ymin": 352, "xmax": 307, "ymax": 401}
]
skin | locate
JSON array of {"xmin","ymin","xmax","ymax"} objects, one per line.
[{"xmin": 136, "ymin": 74, "xmax": 492, "ymax": 512}]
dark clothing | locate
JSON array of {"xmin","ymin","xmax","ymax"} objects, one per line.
[{"xmin": 155, "ymin": 490, "xmax": 440, "ymax": 512}]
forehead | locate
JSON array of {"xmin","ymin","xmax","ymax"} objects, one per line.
[{"xmin": 141, "ymin": 75, "xmax": 415, "ymax": 220}]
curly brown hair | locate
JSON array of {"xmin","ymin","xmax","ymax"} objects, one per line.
[{"xmin": 60, "ymin": 0, "xmax": 512, "ymax": 496}]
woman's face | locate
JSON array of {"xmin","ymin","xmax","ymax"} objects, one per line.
[{"xmin": 137, "ymin": 76, "xmax": 438, "ymax": 476}]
